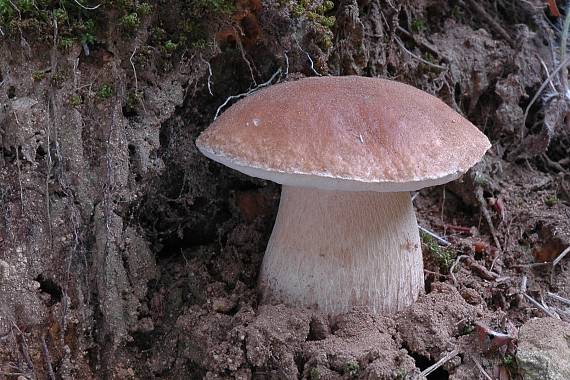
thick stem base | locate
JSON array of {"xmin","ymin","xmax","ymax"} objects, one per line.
[{"xmin": 259, "ymin": 186, "xmax": 424, "ymax": 315}]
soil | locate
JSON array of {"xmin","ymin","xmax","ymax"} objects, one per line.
[{"xmin": 1, "ymin": 0, "xmax": 570, "ymax": 379}]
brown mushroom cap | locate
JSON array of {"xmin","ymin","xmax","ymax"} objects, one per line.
[{"xmin": 196, "ymin": 76, "xmax": 491, "ymax": 192}]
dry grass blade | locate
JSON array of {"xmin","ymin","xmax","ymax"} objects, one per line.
[
  {"xmin": 523, "ymin": 293, "xmax": 560, "ymax": 319},
  {"xmin": 546, "ymin": 291, "xmax": 570, "ymax": 306},
  {"xmin": 522, "ymin": 55, "xmax": 570, "ymax": 141},
  {"xmin": 420, "ymin": 348, "xmax": 459, "ymax": 377},
  {"xmin": 450, "ymin": 255, "xmax": 469, "ymax": 285},
  {"xmin": 470, "ymin": 355, "xmax": 493, "ymax": 380},
  {"xmin": 418, "ymin": 225, "xmax": 450, "ymax": 246},
  {"xmin": 552, "ymin": 245, "xmax": 570, "ymax": 266}
]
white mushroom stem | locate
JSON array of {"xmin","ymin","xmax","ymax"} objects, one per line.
[{"xmin": 259, "ymin": 186, "xmax": 424, "ymax": 315}]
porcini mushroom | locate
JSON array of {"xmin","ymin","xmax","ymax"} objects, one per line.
[{"xmin": 196, "ymin": 76, "xmax": 490, "ymax": 315}]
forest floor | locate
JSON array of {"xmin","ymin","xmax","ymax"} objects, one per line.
[{"xmin": 1, "ymin": 0, "xmax": 570, "ymax": 379}]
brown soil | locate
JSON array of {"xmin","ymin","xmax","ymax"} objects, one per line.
[{"xmin": 1, "ymin": 0, "xmax": 570, "ymax": 379}]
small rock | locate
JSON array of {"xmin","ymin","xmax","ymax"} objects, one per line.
[
  {"xmin": 308, "ymin": 314, "xmax": 330, "ymax": 340},
  {"xmin": 461, "ymin": 288, "xmax": 482, "ymax": 305},
  {"xmin": 137, "ymin": 317, "xmax": 155, "ymax": 333},
  {"xmin": 212, "ymin": 297, "xmax": 237, "ymax": 313},
  {"xmin": 517, "ymin": 317, "xmax": 570, "ymax": 380}
]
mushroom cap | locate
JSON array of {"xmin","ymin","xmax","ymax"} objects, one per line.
[{"xmin": 196, "ymin": 76, "xmax": 491, "ymax": 192}]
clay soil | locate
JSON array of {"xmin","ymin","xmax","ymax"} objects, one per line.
[{"xmin": 1, "ymin": 0, "xmax": 570, "ymax": 379}]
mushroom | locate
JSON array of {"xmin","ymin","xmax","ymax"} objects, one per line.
[{"xmin": 196, "ymin": 76, "xmax": 490, "ymax": 315}]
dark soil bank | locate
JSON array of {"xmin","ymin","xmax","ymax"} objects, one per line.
[{"xmin": 1, "ymin": 0, "xmax": 570, "ymax": 379}]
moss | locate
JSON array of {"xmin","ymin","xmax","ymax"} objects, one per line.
[
  {"xmin": 343, "ymin": 362, "xmax": 359, "ymax": 377},
  {"xmin": 69, "ymin": 94, "xmax": 83, "ymax": 107},
  {"xmin": 78, "ymin": 19, "xmax": 97, "ymax": 47},
  {"xmin": 51, "ymin": 70, "xmax": 69, "ymax": 87},
  {"xmin": 80, "ymin": 32, "xmax": 95, "ymax": 46},
  {"xmin": 151, "ymin": 27, "xmax": 167, "ymax": 44},
  {"xmin": 124, "ymin": 90, "xmax": 143, "ymax": 114},
  {"xmin": 163, "ymin": 40, "xmax": 178, "ymax": 53},
  {"xmin": 121, "ymin": 12, "xmax": 140, "ymax": 31},
  {"xmin": 544, "ymin": 195, "xmax": 559, "ymax": 207},
  {"xmin": 0, "ymin": 0, "xmax": 17, "ymax": 22},
  {"xmin": 461, "ymin": 320, "xmax": 475, "ymax": 335},
  {"xmin": 137, "ymin": 2, "xmax": 152, "ymax": 16},
  {"xmin": 411, "ymin": 19, "xmax": 426, "ymax": 33},
  {"xmin": 320, "ymin": 34, "xmax": 333, "ymax": 50},
  {"xmin": 393, "ymin": 369, "xmax": 408, "ymax": 380},
  {"xmin": 58, "ymin": 36, "xmax": 74, "ymax": 50},
  {"xmin": 503, "ymin": 354, "xmax": 515, "ymax": 367},
  {"xmin": 315, "ymin": 0, "xmax": 334, "ymax": 14},
  {"xmin": 191, "ymin": 0, "xmax": 235, "ymax": 15},
  {"xmin": 285, "ymin": 0, "xmax": 335, "ymax": 50},
  {"xmin": 292, "ymin": 4, "xmax": 305, "ymax": 17},
  {"xmin": 191, "ymin": 39, "xmax": 215, "ymax": 50},
  {"xmin": 421, "ymin": 233, "xmax": 456, "ymax": 272},
  {"xmin": 309, "ymin": 367, "xmax": 320, "ymax": 380},
  {"xmin": 53, "ymin": 8, "xmax": 68, "ymax": 23},
  {"xmin": 32, "ymin": 70, "xmax": 45, "ymax": 81},
  {"xmin": 97, "ymin": 84, "xmax": 114, "ymax": 100},
  {"xmin": 115, "ymin": 0, "xmax": 134, "ymax": 10},
  {"xmin": 1, "ymin": 0, "xmax": 103, "ymax": 48}
]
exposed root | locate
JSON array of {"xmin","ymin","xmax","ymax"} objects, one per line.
[
  {"xmin": 394, "ymin": 35, "xmax": 447, "ymax": 70},
  {"xmin": 200, "ymin": 54, "xmax": 214, "ymax": 96},
  {"xmin": 11, "ymin": 321, "xmax": 36, "ymax": 379},
  {"xmin": 463, "ymin": 0, "xmax": 512, "ymax": 43},
  {"xmin": 41, "ymin": 334, "xmax": 56, "ymax": 380},
  {"xmin": 214, "ymin": 67, "xmax": 282, "ymax": 120},
  {"xmin": 294, "ymin": 37, "xmax": 322, "ymax": 76},
  {"xmin": 11, "ymin": 112, "xmax": 25, "ymax": 215},
  {"xmin": 233, "ymin": 25, "xmax": 257, "ymax": 85},
  {"xmin": 475, "ymin": 187, "xmax": 503, "ymax": 252},
  {"xmin": 71, "ymin": 0, "xmax": 101, "ymax": 11}
]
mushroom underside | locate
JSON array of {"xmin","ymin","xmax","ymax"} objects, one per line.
[{"xmin": 259, "ymin": 185, "xmax": 424, "ymax": 315}]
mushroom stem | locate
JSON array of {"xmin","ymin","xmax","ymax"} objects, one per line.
[{"xmin": 259, "ymin": 186, "xmax": 424, "ymax": 315}]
